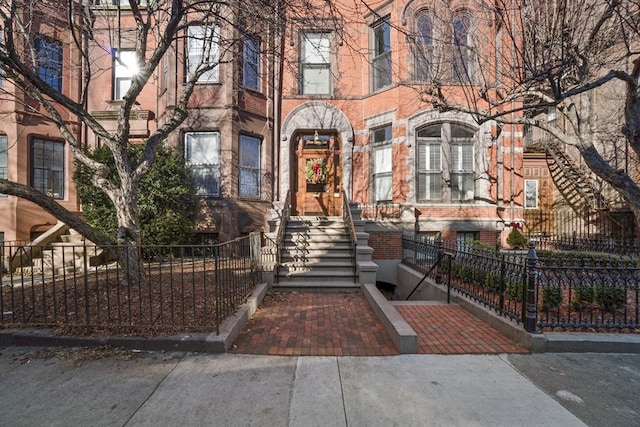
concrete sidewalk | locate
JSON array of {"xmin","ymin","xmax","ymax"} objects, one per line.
[{"xmin": 0, "ymin": 348, "xmax": 587, "ymax": 427}]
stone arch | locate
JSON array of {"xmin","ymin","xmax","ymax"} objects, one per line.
[{"xmin": 280, "ymin": 102, "xmax": 354, "ymax": 198}]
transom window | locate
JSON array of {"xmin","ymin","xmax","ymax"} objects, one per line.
[
  {"xmin": 300, "ymin": 32, "xmax": 331, "ymax": 95},
  {"xmin": 35, "ymin": 37, "xmax": 62, "ymax": 91},
  {"xmin": 187, "ymin": 25, "xmax": 220, "ymax": 83},
  {"xmin": 417, "ymin": 123, "xmax": 476, "ymax": 202},
  {"xmin": 371, "ymin": 18, "xmax": 391, "ymax": 91},
  {"xmin": 31, "ymin": 138, "xmax": 65, "ymax": 199},
  {"xmin": 372, "ymin": 126, "xmax": 392, "ymax": 202},
  {"xmin": 239, "ymin": 135, "xmax": 261, "ymax": 198},
  {"xmin": 114, "ymin": 50, "xmax": 138, "ymax": 100},
  {"xmin": 184, "ymin": 132, "xmax": 220, "ymax": 197}
]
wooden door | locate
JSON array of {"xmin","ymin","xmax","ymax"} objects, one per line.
[{"xmin": 292, "ymin": 135, "xmax": 342, "ymax": 216}]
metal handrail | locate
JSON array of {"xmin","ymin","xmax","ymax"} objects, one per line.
[
  {"xmin": 342, "ymin": 190, "xmax": 358, "ymax": 283},
  {"xmin": 274, "ymin": 190, "xmax": 291, "ymax": 283}
]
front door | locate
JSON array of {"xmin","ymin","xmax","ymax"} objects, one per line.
[{"xmin": 292, "ymin": 132, "xmax": 342, "ymax": 216}]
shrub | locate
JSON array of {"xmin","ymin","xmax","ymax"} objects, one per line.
[
  {"xmin": 507, "ymin": 228, "xmax": 528, "ymax": 249},
  {"xmin": 541, "ymin": 286, "xmax": 563, "ymax": 312},
  {"xmin": 572, "ymin": 284, "xmax": 595, "ymax": 310},
  {"xmin": 596, "ymin": 286, "xmax": 626, "ymax": 313},
  {"xmin": 74, "ymin": 144, "xmax": 198, "ymax": 246}
]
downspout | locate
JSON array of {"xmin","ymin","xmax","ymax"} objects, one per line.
[{"xmin": 272, "ymin": 0, "xmax": 285, "ymax": 201}]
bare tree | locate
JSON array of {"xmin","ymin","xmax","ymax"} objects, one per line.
[
  {"xmin": 414, "ymin": 0, "xmax": 640, "ymax": 232},
  {"xmin": 0, "ymin": 0, "xmax": 346, "ymax": 280}
]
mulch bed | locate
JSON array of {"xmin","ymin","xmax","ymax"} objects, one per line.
[{"xmin": 1, "ymin": 262, "xmax": 255, "ymax": 337}]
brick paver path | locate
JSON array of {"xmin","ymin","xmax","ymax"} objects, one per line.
[
  {"xmin": 396, "ymin": 303, "xmax": 529, "ymax": 354},
  {"xmin": 232, "ymin": 291, "xmax": 529, "ymax": 356},
  {"xmin": 231, "ymin": 291, "xmax": 399, "ymax": 356}
]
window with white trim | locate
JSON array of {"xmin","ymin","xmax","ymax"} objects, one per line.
[
  {"xmin": 524, "ymin": 179, "xmax": 538, "ymax": 209},
  {"xmin": 417, "ymin": 125, "xmax": 442, "ymax": 201},
  {"xmin": 372, "ymin": 126, "xmax": 392, "ymax": 202},
  {"xmin": 239, "ymin": 135, "xmax": 261, "ymax": 198},
  {"xmin": 184, "ymin": 132, "xmax": 220, "ymax": 197},
  {"xmin": 417, "ymin": 123, "xmax": 476, "ymax": 202},
  {"xmin": 187, "ymin": 25, "xmax": 220, "ymax": 83},
  {"xmin": 371, "ymin": 18, "xmax": 391, "ymax": 91},
  {"xmin": 300, "ymin": 32, "xmax": 331, "ymax": 95},
  {"xmin": 31, "ymin": 138, "xmax": 65, "ymax": 199},
  {"xmin": 113, "ymin": 50, "xmax": 138, "ymax": 100}
]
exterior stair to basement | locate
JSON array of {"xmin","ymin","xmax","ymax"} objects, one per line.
[{"xmin": 267, "ymin": 203, "xmax": 378, "ymax": 291}]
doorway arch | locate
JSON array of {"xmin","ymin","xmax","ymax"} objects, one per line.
[{"xmin": 280, "ymin": 102, "xmax": 354, "ymax": 202}]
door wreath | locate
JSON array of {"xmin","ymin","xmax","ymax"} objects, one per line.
[{"xmin": 305, "ymin": 158, "xmax": 327, "ymax": 184}]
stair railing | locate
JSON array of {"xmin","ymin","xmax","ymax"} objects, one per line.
[
  {"xmin": 274, "ymin": 190, "xmax": 291, "ymax": 283},
  {"xmin": 545, "ymin": 141, "xmax": 609, "ymax": 211},
  {"xmin": 342, "ymin": 190, "xmax": 358, "ymax": 283}
]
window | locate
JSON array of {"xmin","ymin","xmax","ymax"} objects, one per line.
[
  {"xmin": 417, "ymin": 125, "xmax": 442, "ymax": 201},
  {"xmin": 242, "ymin": 34, "xmax": 260, "ymax": 91},
  {"xmin": 452, "ymin": 14, "xmax": 472, "ymax": 83},
  {"xmin": 239, "ymin": 135, "xmax": 261, "ymax": 198},
  {"xmin": 450, "ymin": 143, "xmax": 474, "ymax": 201},
  {"xmin": 184, "ymin": 132, "xmax": 220, "ymax": 197},
  {"xmin": 456, "ymin": 231, "xmax": 479, "ymax": 251},
  {"xmin": 114, "ymin": 50, "xmax": 138, "ymax": 100},
  {"xmin": 0, "ymin": 31, "xmax": 4, "ymax": 87},
  {"xmin": 372, "ymin": 126, "xmax": 392, "ymax": 202},
  {"xmin": 35, "ymin": 37, "xmax": 62, "ymax": 91},
  {"xmin": 300, "ymin": 32, "xmax": 331, "ymax": 95},
  {"xmin": 0, "ymin": 135, "xmax": 7, "ymax": 198},
  {"xmin": 524, "ymin": 179, "xmax": 538, "ymax": 209},
  {"xmin": 160, "ymin": 56, "xmax": 168, "ymax": 92},
  {"xmin": 93, "ymin": 0, "xmax": 148, "ymax": 7},
  {"xmin": 417, "ymin": 123, "xmax": 476, "ymax": 202},
  {"xmin": 31, "ymin": 138, "xmax": 64, "ymax": 199},
  {"xmin": 414, "ymin": 11, "xmax": 433, "ymax": 81},
  {"xmin": 187, "ymin": 25, "xmax": 220, "ymax": 83},
  {"xmin": 371, "ymin": 18, "xmax": 391, "ymax": 91}
]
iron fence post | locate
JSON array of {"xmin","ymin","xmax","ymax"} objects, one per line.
[
  {"xmin": 436, "ymin": 235, "xmax": 443, "ymax": 284},
  {"xmin": 525, "ymin": 241, "xmax": 538, "ymax": 333}
]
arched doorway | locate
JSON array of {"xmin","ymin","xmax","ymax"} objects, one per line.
[
  {"xmin": 292, "ymin": 131, "xmax": 342, "ymax": 216},
  {"xmin": 280, "ymin": 102, "xmax": 354, "ymax": 203}
]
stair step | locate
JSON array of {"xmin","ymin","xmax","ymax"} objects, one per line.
[{"xmin": 272, "ymin": 280, "xmax": 360, "ymax": 292}]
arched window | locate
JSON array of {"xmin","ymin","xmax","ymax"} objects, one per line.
[
  {"xmin": 414, "ymin": 11, "xmax": 433, "ymax": 81},
  {"xmin": 452, "ymin": 14, "xmax": 473, "ymax": 83},
  {"xmin": 417, "ymin": 122, "xmax": 476, "ymax": 202}
]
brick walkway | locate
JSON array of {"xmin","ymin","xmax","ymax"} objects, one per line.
[
  {"xmin": 231, "ymin": 291, "xmax": 529, "ymax": 356},
  {"xmin": 395, "ymin": 303, "xmax": 529, "ymax": 354},
  {"xmin": 231, "ymin": 291, "xmax": 399, "ymax": 356}
]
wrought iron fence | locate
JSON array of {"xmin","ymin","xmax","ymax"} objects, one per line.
[
  {"xmin": 401, "ymin": 232, "xmax": 640, "ymax": 332},
  {"xmin": 523, "ymin": 209, "xmax": 636, "ymax": 246},
  {"xmin": 402, "ymin": 232, "xmax": 527, "ymax": 324},
  {"xmin": 1, "ymin": 233, "xmax": 262, "ymax": 335},
  {"xmin": 531, "ymin": 234, "xmax": 638, "ymax": 257}
]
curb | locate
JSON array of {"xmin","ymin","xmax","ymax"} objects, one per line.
[{"xmin": 0, "ymin": 282, "xmax": 269, "ymax": 354}]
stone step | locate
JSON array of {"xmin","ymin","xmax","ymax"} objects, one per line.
[
  {"xmin": 276, "ymin": 268, "xmax": 356, "ymax": 281},
  {"xmin": 272, "ymin": 280, "xmax": 360, "ymax": 292}
]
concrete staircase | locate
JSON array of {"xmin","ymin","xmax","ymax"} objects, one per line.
[{"xmin": 269, "ymin": 204, "xmax": 378, "ymax": 291}]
